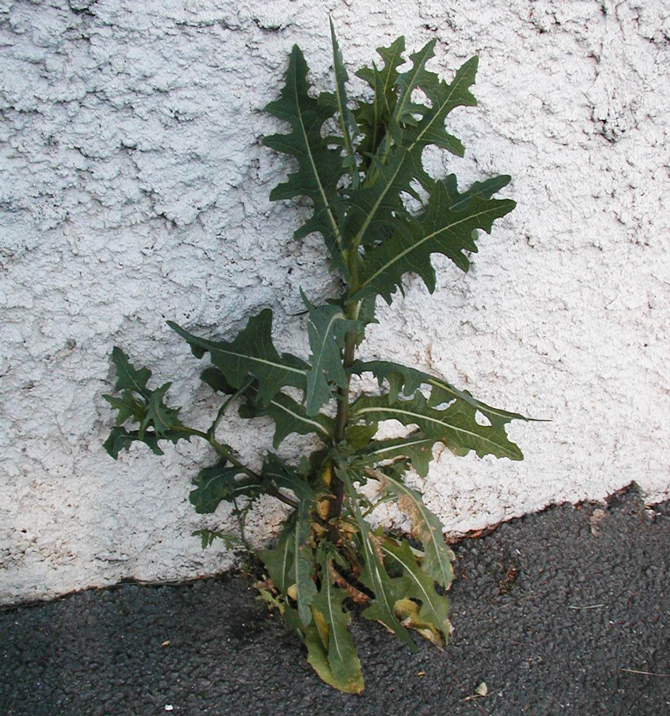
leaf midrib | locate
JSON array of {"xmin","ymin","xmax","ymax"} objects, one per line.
[
  {"xmin": 324, "ymin": 579, "xmax": 346, "ymax": 663},
  {"xmin": 292, "ymin": 63, "xmax": 344, "ymax": 251},
  {"xmin": 367, "ymin": 437, "xmax": 434, "ymax": 457},
  {"xmin": 382, "ymin": 476, "xmax": 451, "ymax": 585},
  {"xmin": 410, "ymin": 65, "xmax": 474, "ymax": 149},
  {"xmin": 351, "ymin": 150, "xmax": 406, "ymax": 250},
  {"xmin": 358, "ymin": 204, "xmax": 507, "ymax": 293},
  {"xmin": 270, "ymin": 396, "xmax": 332, "ymax": 438},
  {"xmin": 394, "ymin": 47, "xmax": 431, "ymax": 124},
  {"xmin": 381, "ymin": 544, "xmax": 442, "ymax": 620},
  {"xmin": 215, "ymin": 348, "xmax": 306, "ymax": 377},
  {"xmin": 353, "ymin": 404, "xmax": 517, "ymax": 457},
  {"xmin": 381, "ymin": 43, "xmax": 403, "ymax": 114},
  {"xmin": 308, "ymin": 310, "xmax": 345, "ymax": 384},
  {"xmin": 331, "ymin": 26, "xmax": 356, "ymax": 181}
]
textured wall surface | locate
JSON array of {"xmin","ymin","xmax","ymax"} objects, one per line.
[{"xmin": 1, "ymin": 0, "xmax": 668, "ymax": 605}]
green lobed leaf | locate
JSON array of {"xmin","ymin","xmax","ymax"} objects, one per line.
[
  {"xmin": 189, "ymin": 459, "xmax": 262, "ymax": 514},
  {"xmin": 373, "ymin": 469, "xmax": 454, "ymax": 590},
  {"xmin": 351, "ymin": 391, "xmax": 523, "ymax": 461},
  {"xmin": 168, "ymin": 309, "xmax": 308, "ymax": 405},
  {"xmin": 328, "ymin": 19, "xmax": 359, "ymax": 185},
  {"xmin": 294, "ymin": 501, "xmax": 318, "ymax": 626},
  {"xmin": 398, "ymin": 53, "xmax": 479, "ymax": 156},
  {"xmin": 392, "ymin": 39, "xmax": 437, "ymax": 128},
  {"xmin": 104, "ymin": 348, "xmax": 190, "ymax": 454},
  {"xmin": 312, "ymin": 556, "xmax": 365, "ymax": 693},
  {"xmin": 381, "ymin": 538, "xmax": 451, "ymax": 643},
  {"xmin": 262, "ymin": 45, "xmax": 348, "ymax": 272},
  {"xmin": 262, "ymin": 453, "xmax": 318, "ymax": 503},
  {"xmin": 110, "ymin": 346, "xmax": 151, "ymax": 398},
  {"xmin": 103, "ymin": 391, "xmax": 146, "ymax": 426},
  {"xmin": 351, "ymin": 359, "xmax": 530, "ymax": 429},
  {"xmin": 302, "ymin": 292, "xmax": 360, "ymax": 416},
  {"xmin": 354, "ymin": 36, "xmax": 406, "ymax": 168},
  {"xmin": 257, "ymin": 505, "xmax": 318, "ymax": 627},
  {"xmin": 345, "ymin": 145, "xmax": 419, "ymax": 252},
  {"xmin": 103, "ymin": 426, "xmax": 182, "ymax": 459},
  {"xmin": 359, "ymin": 433, "xmax": 435, "ymax": 477},
  {"xmin": 346, "ymin": 44, "xmax": 508, "ymax": 303},
  {"xmin": 192, "ymin": 529, "xmax": 244, "ymax": 550},
  {"xmin": 354, "ymin": 179, "xmax": 516, "ymax": 303},
  {"xmin": 446, "ymin": 174, "xmax": 512, "ymax": 211},
  {"xmin": 239, "ymin": 388, "xmax": 333, "ymax": 448},
  {"xmin": 139, "ymin": 382, "xmax": 185, "ymax": 438},
  {"xmin": 338, "ymin": 467, "xmax": 416, "ymax": 650}
]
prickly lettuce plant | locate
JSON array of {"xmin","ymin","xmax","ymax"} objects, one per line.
[{"xmin": 103, "ymin": 24, "xmax": 529, "ymax": 693}]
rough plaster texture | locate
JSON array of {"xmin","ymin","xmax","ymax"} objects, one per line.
[{"xmin": 0, "ymin": 0, "xmax": 668, "ymax": 604}]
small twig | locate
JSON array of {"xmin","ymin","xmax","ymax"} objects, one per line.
[
  {"xmin": 620, "ymin": 668, "xmax": 670, "ymax": 677},
  {"xmin": 567, "ymin": 604, "xmax": 605, "ymax": 610}
]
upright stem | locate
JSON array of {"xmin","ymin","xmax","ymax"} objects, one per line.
[
  {"xmin": 333, "ymin": 332, "xmax": 356, "ymax": 442},
  {"xmin": 328, "ymin": 299, "xmax": 358, "ymax": 524},
  {"xmin": 177, "ymin": 426, "xmax": 299, "ymax": 510}
]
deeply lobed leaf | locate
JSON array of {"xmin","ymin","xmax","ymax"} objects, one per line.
[
  {"xmin": 103, "ymin": 426, "xmax": 182, "ymax": 459},
  {"xmin": 103, "ymin": 348, "xmax": 189, "ymax": 457},
  {"xmin": 189, "ymin": 459, "xmax": 261, "ymax": 514},
  {"xmin": 351, "ymin": 358, "xmax": 531, "ymax": 429},
  {"xmin": 339, "ymin": 467, "xmax": 416, "ymax": 650},
  {"xmin": 374, "ymin": 468, "xmax": 455, "ymax": 590},
  {"xmin": 239, "ymin": 388, "xmax": 333, "ymax": 448},
  {"xmin": 354, "ymin": 36, "xmax": 406, "ymax": 169},
  {"xmin": 397, "ymin": 48, "xmax": 478, "ymax": 156},
  {"xmin": 350, "ymin": 391, "xmax": 523, "ymax": 461},
  {"xmin": 354, "ymin": 179, "xmax": 516, "ymax": 303},
  {"xmin": 263, "ymin": 45, "xmax": 349, "ymax": 272},
  {"xmin": 358, "ymin": 433, "xmax": 435, "ymax": 477},
  {"xmin": 169, "ymin": 309, "xmax": 308, "ymax": 405},
  {"xmin": 302, "ymin": 292, "xmax": 360, "ymax": 416},
  {"xmin": 110, "ymin": 346, "xmax": 151, "ymax": 397},
  {"xmin": 381, "ymin": 538, "xmax": 451, "ymax": 644},
  {"xmin": 327, "ymin": 18, "xmax": 359, "ymax": 185},
  {"xmin": 262, "ymin": 453, "xmax": 318, "ymax": 503}
]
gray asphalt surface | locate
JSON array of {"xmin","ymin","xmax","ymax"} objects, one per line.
[{"xmin": 1, "ymin": 485, "xmax": 669, "ymax": 716}]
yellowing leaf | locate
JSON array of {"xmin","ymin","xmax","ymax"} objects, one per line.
[{"xmin": 313, "ymin": 559, "xmax": 364, "ymax": 693}]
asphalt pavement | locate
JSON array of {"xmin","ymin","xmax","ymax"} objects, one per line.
[{"xmin": 1, "ymin": 484, "xmax": 668, "ymax": 716}]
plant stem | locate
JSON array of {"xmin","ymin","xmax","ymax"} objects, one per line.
[
  {"xmin": 177, "ymin": 426, "xmax": 299, "ymax": 510},
  {"xmin": 328, "ymin": 299, "xmax": 358, "ymax": 524}
]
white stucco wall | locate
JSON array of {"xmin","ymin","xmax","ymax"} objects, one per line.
[{"xmin": 1, "ymin": 0, "xmax": 668, "ymax": 605}]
